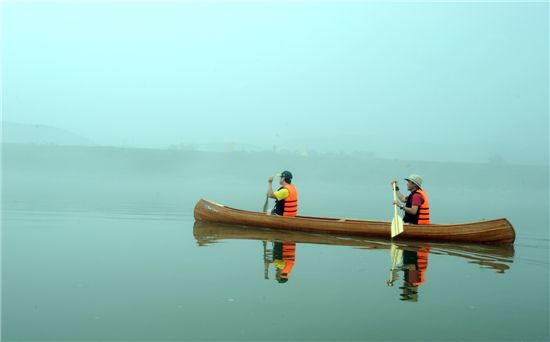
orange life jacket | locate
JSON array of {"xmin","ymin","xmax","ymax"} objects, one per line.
[
  {"xmin": 412, "ymin": 247, "xmax": 430, "ymax": 286},
  {"xmin": 283, "ymin": 184, "xmax": 298, "ymax": 217},
  {"xmin": 403, "ymin": 247, "xmax": 430, "ymax": 286},
  {"xmin": 280, "ymin": 243, "xmax": 296, "ymax": 278},
  {"xmin": 274, "ymin": 184, "xmax": 299, "ymax": 217},
  {"xmin": 403, "ymin": 189, "xmax": 430, "ymax": 225},
  {"xmin": 416, "ymin": 189, "xmax": 430, "ymax": 225},
  {"xmin": 274, "ymin": 242, "xmax": 296, "ymax": 282}
]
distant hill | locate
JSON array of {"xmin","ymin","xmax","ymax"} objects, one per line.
[{"xmin": 2, "ymin": 122, "xmax": 95, "ymax": 146}]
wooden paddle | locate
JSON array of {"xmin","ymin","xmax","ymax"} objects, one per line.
[
  {"xmin": 262, "ymin": 195, "xmax": 270, "ymax": 278},
  {"xmin": 263, "ymin": 240, "xmax": 269, "ymax": 279},
  {"xmin": 262, "ymin": 195, "xmax": 269, "ymax": 214},
  {"xmin": 391, "ymin": 183, "xmax": 404, "ymax": 238},
  {"xmin": 387, "ymin": 243, "xmax": 403, "ymax": 286}
]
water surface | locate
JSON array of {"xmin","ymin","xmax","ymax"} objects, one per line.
[{"xmin": 2, "ymin": 144, "xmax": 548, "ymax": 341}]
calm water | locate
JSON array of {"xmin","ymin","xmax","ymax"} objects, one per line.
[{"xmin": 2, "ymin": 145, "xmax": 549, "ymax": 341}]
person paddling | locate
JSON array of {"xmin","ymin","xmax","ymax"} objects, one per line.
[
  {"xmin": 267, "ymin": 171, "xmax": 298, "ymax": 216},
  {"xmin": 391, "ymin": 174, "xmax": 430, "ymax": 225}
]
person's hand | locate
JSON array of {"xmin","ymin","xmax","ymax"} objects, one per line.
[
  {"xmin": 268, "ymin": 176, "xmax": 274, "ymax": 183},
  {"xmin": 393, "ymin": 200, "xmax": 401, "ymax": 207}
]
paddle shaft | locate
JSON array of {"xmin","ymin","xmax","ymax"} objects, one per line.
[
  {"xmin": 263, "ymin": 240, "xmax": 269, "ymax": 279},
  {"xmin": 262, "ymin": 195, "xmax": 269, "ymax": 214},
  {"xmin": 392, "ymin": 183, "xmax": 399, "ymax": 220}
]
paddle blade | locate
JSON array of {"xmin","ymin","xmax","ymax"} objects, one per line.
[
  {"xmin": 390, "ymin": 244, "xmax": 403, "ymax": 266},
  {"xmin": 397, "ymin": 216, "xmax": 404, "ymax": 235},
  {"xmin": 391, "ymin": 216, "xmax": 405, "ymax": 238},
  {"xmin": 387, "ymin": 244, "xmax": 403, "ymax": 286}
]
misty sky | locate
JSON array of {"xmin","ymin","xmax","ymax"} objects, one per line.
[{"xmin": 2, "ymin": 1, "xmax": 548, "ymax": 156}]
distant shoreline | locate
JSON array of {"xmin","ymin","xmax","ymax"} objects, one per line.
[{"xmin": 2, "ymin": 142, "xmax": 547, "ymax": 168}]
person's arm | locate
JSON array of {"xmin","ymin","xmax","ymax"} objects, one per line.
[
  {"xmin": 391, "ymin": 180, "xmax": 406, "ymax": 202},
  {"xmin": 267, "ymin": 177, "xmax": 276, "ymax": 199},
  {"xmin": 401, "ymin": 205, "xmax": 419, "ymax": 216},
  {"xmin": 399, "ymin": 193, "xmax": 422, "ymax": 215},
  {"xmin": 396, "ymin": 189, "xmax": 407, "ymax": 203}
]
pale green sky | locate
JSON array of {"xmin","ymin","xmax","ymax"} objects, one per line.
[{"xmin": 2, "ymin": 1, "xmax": 548, "ymax": 160}]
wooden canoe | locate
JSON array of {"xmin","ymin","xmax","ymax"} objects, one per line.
[
  {"xmin": 193, "ymin": 221, "xmax": 515, "ymax": 273},
  {"xmin": 193, "ymin": 199, "xmax": 516, "ymax": 244}
]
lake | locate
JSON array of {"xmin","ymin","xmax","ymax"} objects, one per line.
[{"xmin": 2, "ymin": 144, "xmax": 549, "ymax": 341}]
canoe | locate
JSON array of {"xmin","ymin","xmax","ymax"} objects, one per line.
[
  {"xmin": 193, "ymin": 199, "xmax": 516, "ymax": 244},
  {"xmin": 193, "ymin": 221, "xmax": 515, "ymax": 273}
]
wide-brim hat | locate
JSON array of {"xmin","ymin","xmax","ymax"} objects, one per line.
[{"xmin": 405, "ymin": 174, "xmax": 423, "ymax": 188}]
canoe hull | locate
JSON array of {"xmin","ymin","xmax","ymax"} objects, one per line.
[{"xmin": 193, "ymin": 199, "xmax": 516, "ymax": 244}]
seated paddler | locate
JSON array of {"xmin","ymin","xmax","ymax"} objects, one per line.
[
  {"xmin": 391, "ymin": 174, "xmax": 430, "ymax": 225},
  {"xmin": 267, "ymin": 170, "xmax": 298, "ymax": 216}
]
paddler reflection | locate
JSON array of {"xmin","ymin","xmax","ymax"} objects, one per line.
[
  {"xmin": 400, "ymin": 247, "xmax": 430, "ymax": 302},
  {"xmin": 263, "ymin": 241, "xmax": 296, "ymax": 284},
  {"xmin": 387, "ymin": 244, "xmax": 430, "ymax": 302},
  {"xmin": 193, "ymin": 221, "xmax": 514, "ymax": 290}
]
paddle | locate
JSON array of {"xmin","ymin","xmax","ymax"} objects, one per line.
[
  {"xmin": 387, "ymin": 243, "xmax": 403, "ymax": 286},
  {"xmin": 263, "ymin": 240, "xmax": 269, "ymax": 279},
  {"xmin": 262, "ymin": 195, "xmax": 269, "ymax": 214},
  {"xmin": 391, "ymin": 183, "xmax": 404, "ymax": 238},
  {"xmin": 262, "ymin": 195, "xmax": 270, "ymax": 279}
]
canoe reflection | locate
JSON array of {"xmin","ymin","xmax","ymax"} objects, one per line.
[{"xmin": 193, "ymin": 221, "xmax": 515, "ymax": 292}]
